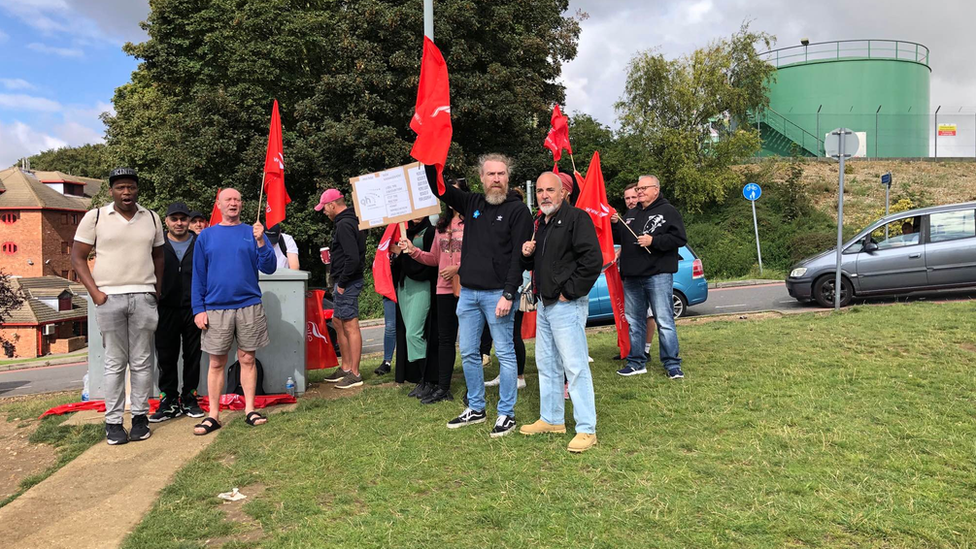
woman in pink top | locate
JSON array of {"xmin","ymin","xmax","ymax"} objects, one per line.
[{"xmin": 401, "ymin": 177, "xmax": 468, "ymax": 404}]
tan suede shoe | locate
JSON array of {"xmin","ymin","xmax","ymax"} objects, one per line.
[
  {"xmin": 567, "ymin": 433, "xmax": 597, "ymax": 453},
  {"xmin": 519, "ymin": 419, "xmax": 567, "ymax": 435}
]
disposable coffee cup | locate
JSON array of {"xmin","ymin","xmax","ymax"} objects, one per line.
[{"xmin": 320, "ymin": 247, "xmax": 331, "ymax": 264}]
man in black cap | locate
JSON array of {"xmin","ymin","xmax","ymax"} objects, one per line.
[
  {"xmin": 71, "ymin": 167, "xmax": 164, "ymax": 445},
  {"xmin": 188, "ymin": 211, "xmax": 207, "ymax": 235},
  {"xmin": 150, "ymin": 202, "xmax": 205, "ymax": 422}
]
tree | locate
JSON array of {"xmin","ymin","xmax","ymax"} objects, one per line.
[
  {"xmin": 615, "ymin": 23, "xmax": 775, "ymax": 211},
  {"xmin": 26, "ymin": 143, "xmax": 113, "ymax": 179},
  {"xmin": 104, "ymin": 0, "xmax": 582, "ymax": 294},
  {"xmin": 0, "ymin": 271, "xmax": 25, "ymax": 358}
]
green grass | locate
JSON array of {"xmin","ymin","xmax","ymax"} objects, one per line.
[
  {"xmin": 122, "ymin": 302, "xmax": 976, "ymax": 548},
  {"xmin": 0, "ymin": 350, "xmax": 87, "ymax": 366},
  {"xmin": 0, "ymin": 392, "xmax": 103, "ymax": 508}
]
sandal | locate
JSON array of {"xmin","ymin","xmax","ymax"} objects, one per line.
[
  {"xmin": 193, "ymin": 417, "xmax": 221, "ymax": 436},
  {"xmin": 245, "ymin": 411, "xmax": 267, "ymax": 426}
]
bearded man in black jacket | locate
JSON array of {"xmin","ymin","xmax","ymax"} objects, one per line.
[
  {"xmin": 425, "ymin": 155, "xmax": 532, "ymax": 438},
  {"xmin": 617, "ymin": 176, "xmax": 688, "ymax": 380},
  {"xmin": 518, "ymin": 172, "xmax": 602, "ymax": 453}
]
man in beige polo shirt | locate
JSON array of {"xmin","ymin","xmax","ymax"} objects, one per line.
[{"xmin": 71, "ymin": 167, "xmax": 165, "ymax": 446}]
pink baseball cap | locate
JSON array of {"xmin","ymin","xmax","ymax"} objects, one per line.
[{"xmin": 314, "ymin": 189, "xmax": 343, "ymax": 211}]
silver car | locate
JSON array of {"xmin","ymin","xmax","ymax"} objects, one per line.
[{"xmin": 786, "ymin": 202, "xmax": 976, "ymax": 307}]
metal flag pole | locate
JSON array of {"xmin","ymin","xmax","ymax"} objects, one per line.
[{"xmin": 255, "ymin": 172, "xmax": 266, "ymax": 224}]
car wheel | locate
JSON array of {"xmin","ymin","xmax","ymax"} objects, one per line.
[
  {"xmin": 812, "ymin": 274, "xmax": 852, "ymax": 308},
  {"xmin": 672, "ymin": 291, "xmax": 688, "ymax": 318}
]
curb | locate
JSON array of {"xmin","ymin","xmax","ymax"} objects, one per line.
[
  {"xmin": 708, "ymin": 279, "xmax": 783, "ymax": 289},
  {"xmin": 0, "ymin": 355, "xmax": 88, "ymax": 373}
]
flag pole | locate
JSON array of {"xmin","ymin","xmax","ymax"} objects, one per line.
[
  {"xmin": 569, "ymin": 152, "xmax": 577, "ymax": 174},
  {"xmin": 619, "ymin": 219, "xmax": 653, "ymax": 255},
  {"xmin": 256, "ymin": 172, "xmax": 266, "ymax": 224}
]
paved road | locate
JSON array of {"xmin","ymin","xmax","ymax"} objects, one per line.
[{"xmin": 6, "ymin": 283, "xmax": 976, "ymax": 399}]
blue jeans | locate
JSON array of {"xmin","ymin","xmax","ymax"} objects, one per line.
[
  {"xmin": 456, "ymin": 288, "xmax": 518, "ymax": 417},
  {"xmin": 536, "ymin": 297, "xmax": 596, "ymax": 433},
  {"xmin": 623, "ymin": 273, "xmax": 681, "ymax": 372},
  {"xmin": 382, "ymin": 297, "xmax": 396, "ymax": 362}
]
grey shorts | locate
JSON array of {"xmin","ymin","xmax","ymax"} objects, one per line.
[
  {"xmin": 201, "ymin": 303, "xmax": 270, "ymax": 355},
  {"xmin": 333, "ymin": 279, "xmax": 363, "ymax": 320}
]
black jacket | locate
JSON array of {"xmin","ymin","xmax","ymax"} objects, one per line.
[
  {"xmin": 330, "ymin": 207, "xmax": 367, "ymax": 287},
  {"xmin": 392, "ymin": 220, "xmax": 437, "ymax": 287},
  {"xmin": 619, "ymin": 196, "xmax": 687, "ymax": 278},
  {"xmin": 520, "ymin": 203, "xmax": 602, "ymax": 304},
  {"xmin": 425, "ymin": 164, "xmax": 532, "ymax": 295},
  {"xmin": 159, "ymin": 233, "xmax": 196, "ymax": 309}
]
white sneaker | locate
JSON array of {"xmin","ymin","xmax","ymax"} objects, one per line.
[
  {"xmin": 517, "ymin": 377, "xmax": 526, "ymax": 389},
  {"xmin": 484, "ymin": 375, "xmax": 500, "ymax": 387},
  {"xmin": 587, "ymin": 356, "xmax": 594, "ymax": 363}
]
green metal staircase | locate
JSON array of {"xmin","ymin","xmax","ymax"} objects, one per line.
[{"xmin": 751, "ymin": 107, "xmax": 823, "ymax": 158}]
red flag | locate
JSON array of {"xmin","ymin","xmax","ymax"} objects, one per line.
[
  {"xmin": 372, "ymin": 224, "xmax": 401, "ymax": 303},
  {"xmin": 305, "ymin": 289, "xmax": 339, "ymax": 370},
  {"xmin": 410, "ymin": 37, "xmax": 452, "ymax": 195},
  {"xmin": 575, "ymin": 151, "xmax": 630, "ymax": 358},
  {"xmin": 604, "ymin": 263, "xmax": 631, "ymax": 359},
  {"xmin": 263, "ymin": 99, "xmax": 291, "ymax": 228},
  {"xmin": 544, "ymin": 105, "xmax": 572, "ymax": 166},
  {"xmin": 209, "ymin": 188, "xmax": 222, "ymax": 226}
]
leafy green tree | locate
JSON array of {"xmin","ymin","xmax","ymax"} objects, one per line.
[
  {"xmin": 26, "ymin": 143, "xmax": 113, "ymax": 179},
  {"xmin": 105, "ymin": 0, "xmax": 581, "ymax": 309},
  {"xmin": 0, "ymin": 270, "xmax": 26, "ymax": 358},
  {"xmin": 615, "ymin": 23, "xmax": 775, "ymax": 211}
]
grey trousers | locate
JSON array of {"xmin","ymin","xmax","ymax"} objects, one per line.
[{"xmin": 95, "ymin": 293, "xmax": 159, "ymax": 424}]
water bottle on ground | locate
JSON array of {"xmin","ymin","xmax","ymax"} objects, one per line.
[
  {"xmin": 285, "ymin": 376, "xmax": 296, "ymax": 397},
  {"xmin": 81, "ymin": 373, "xmax": 90, "ymax": 402}
]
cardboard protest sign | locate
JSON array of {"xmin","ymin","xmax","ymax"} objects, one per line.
[{"xmin": 350, "ymin": 162, "xmax": 441, "ymax": 230}]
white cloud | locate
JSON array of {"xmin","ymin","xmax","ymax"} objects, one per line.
[
  {"xmin": 27, "ymin": 42, "xmax": 84, "ymax": 58},
  {"xmin": 0, "ymin": 29, "xmax": 8, "ymax": 42},
  {"xmin": 0, "ymin": 120, "xmax": 67, "ymax": 167},
  {"xmin": 0, "ymin": 78, "xmax": 34, "ymax": 91},
  {"xmin": 54, "ymin": 121, "xmax": 102, "ymax": 144},
  {"xmin": 0, "ymin": 0, "xmax": 149, "ymax": 49},
  {"xmin": 0, "ymin": 93, "xmax": 62, "ymax": 112}
]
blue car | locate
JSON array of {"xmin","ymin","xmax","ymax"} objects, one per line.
[{"xmin": 586, "ymin": 245, "xmax": 708, "ymax": 322}]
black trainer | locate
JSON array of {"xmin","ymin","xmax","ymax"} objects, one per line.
[
  {"xmin": 324, "ymin": 368, "xmax": 349, "ymax": 383},
  {"xmin": 130, "ymin": 414, "xmax": 152, "ymax": 441},
  {"xmin": 374, "ymin": 361, "xmax": 391, "ymax": 376},
  {"xmin": 416, "ymin": 382, "xmax": 436, "ymax": 400},
  {"xmin": 408, "ymin": 381, "xmax": 429, "ymax": 398},
  {"xmin": 490, "ymin": 415, "xmax": 517, "ymax": 438},
  {"xmin": 182, "ymin": 394, "xmax": 206, "ymax": 418},
  {"xmin": 421, "ymin": 387, "xmax": 453, "ymax": 404},
  {"xmin": 106, "ymin": 423, "xmax": 128, "ymax": 445},
  {"xmin": 447, "ymin": 408, "xmax": 487, "ymax": 429},
  {"xmin": 149, "ymin": 396, "xmax": 183, "ymax": 423}
]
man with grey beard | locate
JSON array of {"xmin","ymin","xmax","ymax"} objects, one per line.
[{"xmin": 424, "ymin": 154, "xmax": 532, "ymax": 438}]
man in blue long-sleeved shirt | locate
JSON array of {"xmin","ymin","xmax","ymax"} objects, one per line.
[{"xmin": 191, "ymin": 188, "xmax": 277, "ymax": 435}]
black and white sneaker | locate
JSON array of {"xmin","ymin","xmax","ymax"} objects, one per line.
[
  {"xmin": 129, "ymin": 414, "xmax": 152, "ymax": 441},
  {"xmin": 149, "ymin": 396, "xmax": 183, "ymax": 423},
  {"xmin": 489, "ymin": 415, "xmax": 516, "ymax": 438},
  {"xmin": 447, "ymin": 408, "xmax": 487, "ymax": 429},
  {"xmin": 106, "ymin": 423, "xmax": 128, "ymax": 445},
  {"xmin": 182, "ymin": 395, "xmax": 206, "ymax": 418}
]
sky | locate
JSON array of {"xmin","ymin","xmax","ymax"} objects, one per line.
[{"xmin": 1, "ymin": 0, "xmax": 973, "ymax": 168}]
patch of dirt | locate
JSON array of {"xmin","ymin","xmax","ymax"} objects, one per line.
[
  {"xmin": 0, "ymin": 414, "xmax": 57, "ymax": 503},
  {"xmin": 959, "ymin": 343, "xmax": 976, "ymax": 353},
  {"xmin": 302, "ymin": 380, "xmax": 368, "ymax": 400},
  {"xmin": 205, "ymin": 483, "xmax": 267, "ymax": 548},
  {"xmin": 680, "ymin": 311, "xmax": 783, "ymax": 325}
]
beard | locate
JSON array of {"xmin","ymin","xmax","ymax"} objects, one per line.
[
  {"xmin": 540, "ymin": 203, "xmax": 557, "ymax": 216},
  {"xmin": 485, "ymin": 186, "xmax": 507, "ymax": 205}
]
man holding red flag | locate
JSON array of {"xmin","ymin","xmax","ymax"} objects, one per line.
[
  {"xmin": 575, "ymin": 151, "xmax": 632, "ymax": 360},
  {"xmin": 262, "ymin": 99, "xmax": 290, "ymax": 228},
  {"xmin": 518, "ymin": 172, "xmax": 602, "ymax": 453}
]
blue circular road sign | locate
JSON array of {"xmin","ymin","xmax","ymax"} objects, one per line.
[{"xmin": 743, "ymin": 183, "xmax": 762, "ymax": 201}]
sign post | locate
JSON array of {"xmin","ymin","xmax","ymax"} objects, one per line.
[
  {"xmin": 881, "ymin": 172, "xmax": 892, "ymax": 239},
  {"xmin": 825, "ymin": 128, "xmax": 860, "ymax": 310},
  {"xmin": 742, "ymin": 182, "xmax": 763, "ymax": 275}
]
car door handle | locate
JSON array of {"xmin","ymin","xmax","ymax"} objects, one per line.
[{"xmin": 909, "ymin": 253, "xmax": 921, "ymax": 258}]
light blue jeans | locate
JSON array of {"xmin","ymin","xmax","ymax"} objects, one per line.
[
  {"xmin": 457, "ymin": 287, "xmax": 518, "ymax": 417},
  {"xmin": 623, "ymin": 273, "xmax": 681, "ymax": 373},
  {"xmin": 382, "ymin": 297, "xmax": 396, "ymax": 363},
  {"xmin": 535, "ymin": 297, "xmax": 596, "ymax": 433}
]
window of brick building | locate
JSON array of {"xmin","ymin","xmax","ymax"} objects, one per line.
[
  {"xmin": 61, "ymin": 270, "xmax": 69, "ymax": 278},
  {"xmin": 71, "ymin": 270, "xmax": 78, "ymax": 282},
  {"xmin": 0, "ymin": 212, "xmax": 18, "ymax": 224},
  {"xmin": 71, "ymin": 213, "xmax": 79, "ymax": 224},
  {"xmin": 62, "ymin": 241, "xmax": 71, "ymax": 254},
  {"xmin": 1, "ymin": 242, "xmax": 17, "ymax": 254}
]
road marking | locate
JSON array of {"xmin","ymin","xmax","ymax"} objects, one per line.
[
  {"xmin": 778, "ymin": 300, "xmax": 796, "ymax": 304},
  {"xmin": 714, "ymin": 304, "xmax": 748, "ymax": 309},
  {"xmin": 710, "ymin": 282, "xmax": 784, "ymax": 292}
]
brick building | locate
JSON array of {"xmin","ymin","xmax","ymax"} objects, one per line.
[
  {"xmin": 0, "ymin": 167, "xmax": 103, "ymax": 280},
  {"xmin": 1, "ymin": 276, "xmax": 88, "ymax": 359}
]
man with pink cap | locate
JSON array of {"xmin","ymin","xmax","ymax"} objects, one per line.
[{"xmin": 315, "ymin": 189, "xmax": 367, "ymax": 389}]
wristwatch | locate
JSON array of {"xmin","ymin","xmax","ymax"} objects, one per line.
[{"xmin": 502, "ymin": 291, "xmax": 514, "ymax": 301}]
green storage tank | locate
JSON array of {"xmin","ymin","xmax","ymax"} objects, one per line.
[{"xmin": 758, "ymin": 40, "xmax": 930, "ymax": 158}]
